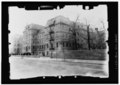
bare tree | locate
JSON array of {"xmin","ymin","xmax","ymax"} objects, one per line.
[
  {"xmin": 83, "ymin": 18, "xmax": 91, "ymax": 50},
  {"xmin": 95, "ymin": 20, "xmax": 106, "ymax": 49},
  {"xmin": 68, "ymin": 16, "xmax": 93, "ymax": 50},
  {"xmin": 69, "ymin": 16, "xmax": 80, "ymax": 50}
]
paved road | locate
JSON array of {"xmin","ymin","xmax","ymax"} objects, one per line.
[{"xmin": 9, "ymin": 56, "xmax": 108, "ymax": 79}]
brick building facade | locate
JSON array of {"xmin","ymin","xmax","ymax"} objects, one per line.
[{"xmin": 14, "ymin": 16, "xmax": 89, "ymax": 56}]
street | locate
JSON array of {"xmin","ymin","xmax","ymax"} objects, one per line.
[{"xmin": 9, "ymin": 56, "xmax": 108, "ymax": 79}]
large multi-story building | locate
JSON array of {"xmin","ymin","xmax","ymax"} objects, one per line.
[
  {"xmin": 46, "ymin": 16, "xmax": 74, "ymax": 51},
  {"xmin": 46, "ymin": 16, "xmax": 88, "ymax": 51},
  {"xmin": 14, "ymin": 16, "xmax": 92, "ymax": 56}
]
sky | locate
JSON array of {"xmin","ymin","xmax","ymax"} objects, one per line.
[{"xmin": 9, "ymin": 5, "xmax": 108, "ymax": 52}]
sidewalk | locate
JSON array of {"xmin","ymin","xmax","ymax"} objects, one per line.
[{"xmin": 21, "ymin": 56, "xmax": 107, "ymax": 65}]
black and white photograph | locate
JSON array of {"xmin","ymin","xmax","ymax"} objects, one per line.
[
  {"xmin": 9, "ymin": 4, "xmax": 109, "ymax": 79},
  {"xmin": 2, "ymin": 1, "xmax": 118, "ymax": 84}
]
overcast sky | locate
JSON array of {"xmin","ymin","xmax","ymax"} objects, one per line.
[{"xmin": 9, "ymin": 5, "xmax": 108, "ymax": 52}]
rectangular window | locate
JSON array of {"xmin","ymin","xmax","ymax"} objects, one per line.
[
  {"xmin": 43, "ymin": 45, "xmax": 44, "ymax": 49},
  {"xmin": 63, "ymin": 42, "xmax": 64, "ymax": 47},
  {"xmin": 32, "ymin": 46, "xmax": 34, "ymax": 50},
  {"xmin": 56, "ymin": 42, "xmax": 58, "ymax": 47},
  {"xmin": 73, "ymin": 43, "xmax": 74, "ymax": 47},
  {"xmin": 64, "ymin": 42, "xmax": 66, "ymax": 47},
  {"xmin": 68, "ymin": 43, "xmax": 69, "ymax": 47},
  {"xmin": 47, "ymin": 44, "xmax": 48, "ymax": 48},
  {"xmin": 26, "ymin": 47, "xmax": 28, "ymax": 51},
  {"xmin": 77, "ymin": 44, "xmax": 79, "ymax": 48},
  {"xmin": 69, "ymin": 43, "xmax": 71, "ymax": 47},
  {"xmin": 67, "ymin": 43, "xmax": 69, "ymax": 47},
  {"xmin": 41, "ymin": 45, "xmax": 43, "ymax": 49}
]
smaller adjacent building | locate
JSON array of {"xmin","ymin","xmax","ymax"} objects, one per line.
[
  {"xmin": 12, "ymin": 36, "xmax": 23, "ymax": 55},
  {"xmin": 22, "ymin": 24, "xmax": 47, "ymax": 56}
]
